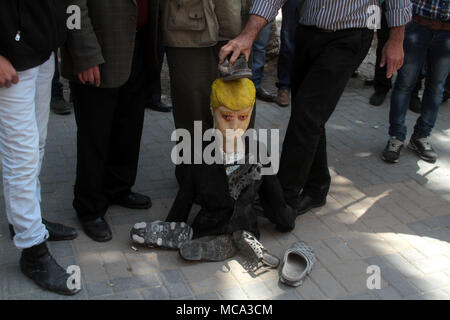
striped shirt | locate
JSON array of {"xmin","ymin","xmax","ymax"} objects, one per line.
[
  {"xmin": 250, "ymin": 0, "xmax": 412, "ymax": 31},
  {"xmin": 412, "ymin": 0, "xmax": 450, "ymax": 21}
]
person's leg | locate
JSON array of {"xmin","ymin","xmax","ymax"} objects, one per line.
[
  {"xmin": 166, "ymin": 46, "xmax": 222, "ymax": 133},
  {"xmin": 34, "ymin": 54, "xmax": 54, "ymax": 202},
  {"xmin": 411, "ymin": 29, "xmax": 450, "ymax": 141},
  {"xmin": 0, "ymin": 65, "xmax": 48, "ymax": 249},
  {"xmin": 277, "ymin": 0, "xmax": 298, "ymax": 91},
  {"xmin": 279, "ymin": 27, "xmax": 373, "ymax": 205},
  {"xmin": 251, "ymin": 23, "xmax": 272, "ymax": 89},
  {"xmin": 51, "ymin": 50, "xmax": 63, "ymax": 99},
  {"xmin": 370, "ymin": 4, "xmax": 392, "ymax": 106},
  {"xmin": 71, "ymin": 82, "xmax": 117, "ymax": 221},
  {"xmin": 389, "ymin": 22, "xmax": 430, "ymax": 142},
  {"xmin": 444, "ymin": 73, "xmax": 450, "ymax": 103},
  {"xmin": 51, "ymin": 50, "xmax": 71, "ymax": 115},
  {"xmin": 104, "ymin": 30, "xmax": 149, "ymax": 203}
]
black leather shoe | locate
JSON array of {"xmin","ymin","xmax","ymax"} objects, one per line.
[
  {"xmin": 111, "ymin": 192, "xmax": 152, "ymax": 209},
  {"xmin": 256, "ymin": 87, "xmax": 276, "ymax": 103},
  {"xmin": 9, "ymin": 219, "xmax": 77, "ymax": 241},
  {"xmin": 80, "ymin": 217, "xmax": 112, "ymax": 242},
  {"xmin": 369, "ymin": 89, "xmax": 388, "ymax": 106},
  {"xmin": 351, "ymin": 70, "xmax": 360, "ymax": 78},
  {"xmin": 146, "ymin": 101, "xmax": 173, "ymax": 113},
  {"xmin": 294, "ymin": 193, "xmax": 326, "ymax": 217},
  {"xmin": 20, "ymin": 242, "xmax": 81, "ymax": 295}
]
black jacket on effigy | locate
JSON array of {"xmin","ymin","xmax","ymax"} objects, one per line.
[
  {"xmin": 166, "ymin": 161, "xmax": 296, "ymax": 240},
  {"xmin": 0, "ymin": 0, "xmax": 67, "ymax": 71}
]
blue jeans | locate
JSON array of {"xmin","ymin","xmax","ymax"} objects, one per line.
[
  {"xmin": 389, "ymin": 21, "xmax": 450, "ymax": 141},
  {"xmin": 277, "ymin": 0, "xmax": 299, "ymax": 91},
  {"xmin": 251, "ymin": 22, "xmax": 272, "ymax": 89}
]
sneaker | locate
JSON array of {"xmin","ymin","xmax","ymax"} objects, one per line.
[
  {"xmin": 218, "ymin": 54, "xmax": 252, "ymax": 81},
  {"xmin": 232, "ymin": 230, "xmax": 280, "ymax": 269},
  {"xmin": 408, "ymin": 137, "xmax": 438, "ymax": 163},
  {"xmin": 130, "ymin": 221, "xmax": 193, "ymax": 249},
  {"xmin": 51, "ymin": 96, "xmax": 72, "ymax": 115},
  {"xmin": 179, "ymin": 235, "xmax": 237, "ymax": 262},
  {"xmin": 381, "ymin": 137, "xmax": 404, "ymax": 163},
  {"xmin": 276, "ymin": 89, "xmax": 290, "ymax": 107}
]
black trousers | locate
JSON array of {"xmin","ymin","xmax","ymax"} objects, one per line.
[
  {"xmin": 278, "ymin": 25, "xmax": 373, "ymax": 202},
  {"xmin": 71, "ymin": 31, "xmax": 148, "ymax": 220},
  {"xmin": 374, "ymin": 3, "xmax": 392, "ymax": 91}
]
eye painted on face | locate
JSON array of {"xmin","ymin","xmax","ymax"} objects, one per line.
[
  {"xmin": 238, "ymin": 114, "xmax": 249, "ymax": 121},
  {"xmin": 221, "ymin": 112, "xmax": 233, "ymax": 121}
]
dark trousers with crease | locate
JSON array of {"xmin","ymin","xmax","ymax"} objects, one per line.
[
  {"xmin": 278, "ymin": 25, "xmax": 373, "ymax": 203},
  {"xmin": 70, "ymin": 31, "xmax": 148, "ymax": 221}
]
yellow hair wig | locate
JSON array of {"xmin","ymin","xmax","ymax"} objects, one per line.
[{"xmin": 210, "ymin": 78, "xmax": 256, "ymax": 111}]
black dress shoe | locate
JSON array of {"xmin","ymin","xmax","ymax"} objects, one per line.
[
  {"xmin": 80, "ymin": 217, "xmax": 112, "ymax": 242},
  {"xmin": 20, "ymin": 242, "xmax": 81, "ymax": 295},
  {"xmin": 111, "ymin": 192, "xmax": 152, "ymax": 209},
  {"xmin": 9, "ymin": 219, "xmax": 78, "ymax": 241},
  {"xmin": 369, "ymin": 89, "xmax": 388, "ymax": 106},
  {"xmin": 351, "ymin": 70, "xmax": 360, "ymax": 78},
  {"xmin": 256, "ymin": 87, "xmax": 276, "ymax": 103},
  {"xmin": 146, "ymin": 101, "xmax": 173, "ymax": 113},
  {"xmin": 294, "ymin": 193, "xmax": 326, "ymax": 217}
]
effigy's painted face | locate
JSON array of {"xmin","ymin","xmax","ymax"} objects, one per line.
[{"xmin": 213, "ymin": 105, "xmax": 253, "ymax": 145}]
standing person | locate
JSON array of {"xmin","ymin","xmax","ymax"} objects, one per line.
[
  {"xmin": 146, "ymin": 44, "xmax": 172, "ymax": 112},
  {"xmin": 276, "ymin": 0, "xmax": 300, "ymax": 107},
  {"xmin": 162, "ymin": 0, "xmax": 254, "ymax": 183},
  {"xmin": 51, "ymin": 50, "xmax": 72, "ymax": 115},
  {"xmin": 220, "ymin": 0, "xmax": 412, "ymax": 215},
  {"xmin": 252, "ymin": 22, "xmax": 277, "ymax": 102},
  {"xmin": 382, "ymin": 0, "xmax": 449, "ymax": 164},
  {"xmin": 0, "ymin": 0, "xmax": 80, "ymax": 295},
  {"xmin": 369, "ymin": 1, "xmax": 393, "ymax": 106},
  {"xmin": 62, "ymin": 0, "xmax": 160, "ymax": 242}
]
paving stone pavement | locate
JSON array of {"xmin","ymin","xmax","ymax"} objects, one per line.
[{"xmin": 1, "ymin": 50, "xmax": 450, "ymax": 300}]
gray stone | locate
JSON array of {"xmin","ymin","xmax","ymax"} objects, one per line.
[
  {"xmin": 195, "ymin": 292, "xmax": 221, "ymax": 300},
  {"xmin": 159, "ymin": 269, "xmax": 192, "ymax": 299},
  {"xmin": 141, "ymin": 286, "xmax": 169, "ymax": 300},
  {"xmin": 86, "ymin": 281, "xmax": 114, "ymax": 297}
]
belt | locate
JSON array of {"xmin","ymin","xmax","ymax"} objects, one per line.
[{"xmin": 412, "ymin": 15, "xmax": 450, "ymax": 31}]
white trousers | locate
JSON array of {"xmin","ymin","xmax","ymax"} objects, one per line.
[{"xmin": 0, "ymin": 54, "xmax": 54, "ymax": 249}]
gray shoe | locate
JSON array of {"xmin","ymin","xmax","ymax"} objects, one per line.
[
  {"xmin": 130, "ymin": 221, "xmax": 193, "ymax": 249},
  {"xmin": 218, "ymin": 54, "xmax": 252, "ymax": 81},
  {"xmin": 179, "ymin": 235, "xmax": 237, "ymax": 262},
  {"xmin": 408, "ymin": 136, "xmax": 438, "ymax": 163},
  {"xmin": 280, "ymin": 241, "xmax": 316, "ymax": 287},
  {"xmin": 232, "ymin": 230, "xmax": 280, "ymax": 269},
  {"xmin": 381, "ymin": 137, "xmax": 404, "ymax": 163}
]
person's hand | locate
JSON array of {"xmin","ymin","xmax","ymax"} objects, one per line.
[
  {"xmin": 0, "ymin": 55, "xmax": 19, "ymax": 88},
  {"xmin": 380, "ymin": 26, "xmax": 405, "ymax": 79},
  {"xmin": 219, "ymin": 33, "xmax": 254, "ymax": 65},
  {"xmin": 219, "ymin": 15, "xmax": 267, "ymax": 65},
  {"xmin": 78, "ymin": 65, "xmax": 101, "ymax": 87}
]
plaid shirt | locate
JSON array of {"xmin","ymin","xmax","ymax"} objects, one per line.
[
  {"xmin": 412, "ymin": 0, "xmax": 450, "ymax": 21},
  {"xmin": 250, "ymin": 0, "xmax": 412, "ymax": 31}
]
